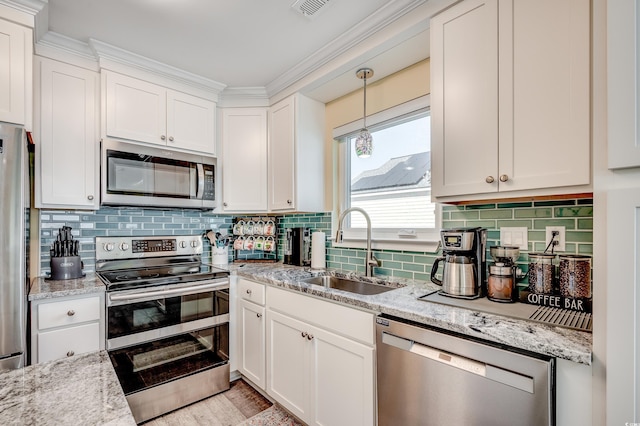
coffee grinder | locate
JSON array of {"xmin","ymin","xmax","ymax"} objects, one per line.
[
  {"xmin": 430, "ymin": 227, "xmax": 487, "ymax": 299},
  {"xmin": 487, "ymin": 246, "xmax": 524, "ymax": 303}
]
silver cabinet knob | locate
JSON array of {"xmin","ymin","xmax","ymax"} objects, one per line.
[
  {"xmin": 500, "ymin": 174, "xmax": 509, "ymax": 182},
  {"xmin": 161, "ymin": 135, "xmax": 166, "ymax": 141},
  {"xmin": 169, "ymin": 136, "xmax": 174, "ymax": 142},
  {"xmin": 223, "ymin": 202, "xmax": 228, "ymax": 207},
  {"xmin": 256, "ymin": 313, "xmax": 262, "ymax": 318},
  {"xmin": 485, "ymin": 176, "xmax": 495, "ymax": 184},
  {"xmin": 87, "ymin": 195, "xmax": 94, "ymax": 201},
  {"xmin": 307, "ymin": 334, "xmax": 314, "ymax": 341},
  {"xmin": 287, "ymin": 199, "xmax": 292, "ymax": 205},
  {"xmin": 66, "ymin": 351, "xmax": 75, "ymax": 357},
  {"xmin": 67, "ymin": 310, "xmax": 75, "ymax": 316},
  {"xmin": 301, "ymin": 331, "xmax": 308, "ymax": 338},
  {"xmin": 246, "ymin": 289, "xmax": 252, "ymax": 295}
]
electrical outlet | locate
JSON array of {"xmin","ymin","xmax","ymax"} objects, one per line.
[{"xmin": 545, "ymin": 226, "xmax": 566, "ymax": 251}]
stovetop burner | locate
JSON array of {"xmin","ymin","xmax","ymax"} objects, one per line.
[{"xmin": 98, "ymin": 263, "xmax": 229, "ymax": 292}]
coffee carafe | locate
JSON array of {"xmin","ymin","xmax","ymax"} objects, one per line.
[{"xmin": 430, "ymin": 228, "xmax": 487, "ymax": 299}]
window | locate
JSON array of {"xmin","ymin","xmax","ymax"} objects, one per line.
[{"xmin": 334, "ymin": 96, "xmax": 440, "ymax": 250}]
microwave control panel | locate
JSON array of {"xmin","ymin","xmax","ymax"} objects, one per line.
[{"xmin": 203, "ymin": 164, "xmax": 215, "ymax": 200}]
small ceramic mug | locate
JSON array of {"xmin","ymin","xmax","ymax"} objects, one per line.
[
  {"xmin": 254, "ymin": 220, "xmax": 264, "ymax": 235},
  {"xmin": 264, "ymin": 236, "xmax": 275, "ymax": 252},
  {"xmin": 264, "ymin": 220, "xmax": 275, "ymax": 236},
  {"xmin": 233, "ymin": 220, "xmax": 244, "ymax": 236},
  {"xmin": 233, "ymin": 236, "xmax": 244, "ymax": 250},
  {"xmin": 255, "ymin": 236, "xmax": 265, "ymax": 251},
  {"xmin": 243, "ymin": 236, "xmax": 255, "ymax": 250},
  {"xmin": 244, "ymin": 220, "xmax": 254, "ymax": 235}
]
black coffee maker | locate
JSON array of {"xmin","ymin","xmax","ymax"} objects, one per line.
[
  {"xmin": 283, "ymin": 227, "xmax": 311, "ymax": 266},
  {"xmin": 430, "ymin": 227, "xmax": 487, "ymax": 299}
]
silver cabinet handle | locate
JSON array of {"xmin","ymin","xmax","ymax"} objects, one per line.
[
  {"xmin": 161, "ymin": 135, "xmax": 166, "ymax": 140},
  {"xmin": 500, "ymin": 174, "xmax": 509, "ymax": 182},
  {"xmin": 66, "ymin": 351, "xmax": 75, "ymax": 357},
  {"xmin": 87, "ymin": 195, "xmax": 94, "ymax": 201},
  {"xmin": 169, "ymin": 136, "xmax": 174, "ymax": 142},
  {"xmin": 485, "ymin": 176, "xmax": 495, "ymax": 184},
  {"xmin": 67, "ymin": 310, "xmax": 75, "ymax": 316},
  {"xmin": 246, "ymin": 289, "xmax": 252, "ymax": 295},
  {"xmin": 301, "ymin": 331, "xmax": 308, "ymax": 338},
  {"xmin": 256, "ymin": 313, "xmax": 262, "ymax": 318}
]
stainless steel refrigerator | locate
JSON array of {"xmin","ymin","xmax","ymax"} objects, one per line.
[{"xmin": 0, "ymin": 123, "xmax": 28, "ymax": 370}]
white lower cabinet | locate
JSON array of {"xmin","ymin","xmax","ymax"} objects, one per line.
[
  {"xmin": 239, "ymin": 298, "xmax": 266, "ymax": 389},
  {"xmin": 30, "ymin": 293, "xmax": 105, "ymax": 364},
  {"xmin": 266, "ymin": 286, "xmax": 375, "ymax": 426}
]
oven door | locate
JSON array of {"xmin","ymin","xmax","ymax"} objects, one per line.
[
  {"xmin": 108, "ymin": 324, "xmax": 229, "ymax": 396},
  {"xmin": 101, "ymin": 139, "xmax": 215, "ymax": 209},
  {"xmin": 106, "ymin": 279, "xmax": 229, "ymax": 350}
]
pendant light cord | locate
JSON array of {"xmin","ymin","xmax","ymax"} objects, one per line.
[{"xmin": 363, "ymin": 75, "xmax": 367, "ymax": 129}]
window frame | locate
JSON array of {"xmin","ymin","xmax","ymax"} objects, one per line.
[{"xmin": 333, "ymin": 95, "xmax": 441, "ymax": 252}]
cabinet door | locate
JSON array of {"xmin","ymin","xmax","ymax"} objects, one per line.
[
  {"xmin": 239, "ymin": 299, "xmax": 266, "ymax": 389},
  {"xmin": 36, "ymin": 58, "xmax": 99, "ymax": 209},
  {"xmin": 431, "ymin": 0, "xmax": 499, "ymax": 198},
  {"xmin": 268, "ymin": 96, "xmax": 295, "ymax": 211},
  {"xmin": 499, "ymin": 0, "xmax": 590, "ymax": 191},
  {"xmin": 608, "ymin": 0, "xmax": 640, "ymax": 169},
  {"xmin": 266, "ymin": 310, "xmax": 310, "ymax": 421},
  {"xmin": 310, "ymin": 326, "xmax": 374, "ymax": 426},
  {"xmin": 37, "ymin": 322, "xmax": 100, "ymax": 363},
  {"xmin": 167, "ymin": 90, "xmax": 216, "ymax": 155},
  {"xmin": 221, "ymin": 108, "xmax": 268, "ymax": 211},
  {"xmin": 105, "ymin": 72, "xmax": 167, "ymax": 145},
  {"xmin": 0, "ymin": 19, "xmax": 29, "ymax": 125}
]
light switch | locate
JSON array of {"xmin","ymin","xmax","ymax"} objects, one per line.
[{"xmin": 500, "ymin": 227, "xmax": 528, "ymax": 250}]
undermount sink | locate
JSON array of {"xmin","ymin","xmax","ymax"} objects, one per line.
[{"xmin": 302, "ymin": 276, "xmax": 395, "ymax": 295}]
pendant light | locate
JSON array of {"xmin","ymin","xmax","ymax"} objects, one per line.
[{"xmin": 354, "ymin": 68, "xmax": 374, "ymax": 158}]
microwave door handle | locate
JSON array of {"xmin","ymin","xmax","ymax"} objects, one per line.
[{"xmin": 196, "ymin": 163, "xmax": 205, "ymax": 199}]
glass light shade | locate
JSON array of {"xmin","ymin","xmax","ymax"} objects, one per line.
[{"xmin": 355, "ymin": 128, "xmax": 373, "ymax": 158}]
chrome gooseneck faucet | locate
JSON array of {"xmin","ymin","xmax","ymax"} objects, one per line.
[{"xmin": 335, "ymin": 207, "xmax": 381, "ymax": 277}]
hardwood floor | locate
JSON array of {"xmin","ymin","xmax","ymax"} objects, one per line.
[{"xmin": 142, "ymin": 379, "xmax": 303, "ymax": 426}]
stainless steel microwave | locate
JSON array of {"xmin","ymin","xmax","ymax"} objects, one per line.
[{"xmin": 101, "ymin": 139, "xmax": 216, "ymax": 209}]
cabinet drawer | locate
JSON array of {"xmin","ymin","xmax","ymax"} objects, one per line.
[
  {"xmin": 37, "ymin": 296, "xmax": 101, "ymax": 330},
  {"xmin": 238, "ymin": 279, "xmax": 266, "ymax": 305},
  {"xmin": 267, "ymin": 286, "xmax": 375, "ymax": 345},
  {"xmin": 37, "ymin": 322, "xmax": 101, "ymax": 363}
]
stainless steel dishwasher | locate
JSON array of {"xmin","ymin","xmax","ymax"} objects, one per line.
[{"xmin": 376, "ymin": 315, "xmax": 554, "ymax": 425}]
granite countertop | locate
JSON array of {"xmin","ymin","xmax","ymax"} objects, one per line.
[
  {"xmin": 0, "ymin": 351, "xmax": 135, "ymax": 426},
  {"xmin": 29, "ymin": 273, "xmax": 105, "ymax": 301},
  {"xmin": 230, "ymin": 262, "xmax": 593, "ymax": 365}
]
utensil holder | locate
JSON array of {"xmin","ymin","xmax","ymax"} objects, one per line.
[{"xmin": 212, "ymin": 246, "xmax": 229, "ymax": 266}]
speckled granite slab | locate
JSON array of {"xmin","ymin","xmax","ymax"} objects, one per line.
[
  {"xmin": 0, "ymin": 351, "xmax": 135, "ymax": 425},
  {"xmin": 230, "ymin": 263, "xmax": 593, "ymax": 365},
  {"xmin": 29, "ymin": 273, "xmax": 105, "ymax": 301}
]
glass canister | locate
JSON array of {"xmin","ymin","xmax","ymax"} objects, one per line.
[
  {"xmin": 559, "ymin": 254, "xmax": 592, "ymax": 298},
  {"xmin": 528, "ymin": 253, "xmax": 556, "ymax": 294}
]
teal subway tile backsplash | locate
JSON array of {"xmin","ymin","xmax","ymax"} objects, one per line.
[{"xmin": 38, "ymin": 199, "xmax": 593, "ymax": 283}]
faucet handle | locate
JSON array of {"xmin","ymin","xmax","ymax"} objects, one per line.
[
  {"xmin": 335, "ymin": 230, "xmax": 344, "ymax": 243},
  {"xmin": 369, "ymin": 254, "xmax": 381, "ymax": 267}
]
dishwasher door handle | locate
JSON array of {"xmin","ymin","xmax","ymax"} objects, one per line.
[{"xmin": 381, "ymin": 331, "xmax": 534, "ymax": 393}]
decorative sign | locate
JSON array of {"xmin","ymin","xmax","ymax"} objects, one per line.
[{"xmin": 519, "ymin": 290, "xmax": 592, "ymax": 313}]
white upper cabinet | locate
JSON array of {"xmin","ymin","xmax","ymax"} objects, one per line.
[
  {"xmin": 104, "ymin": 71, "xmax": 216, "ymax": 155},
  {"xmin": 35, "ymin": 57, "xmax": 99, "ymax": 209},
  {"xmin": 431, "ymin": 0, "xmax": 590, "ymax": 200},
  {"xmin": 0, "ymin": 18, "xmax": 32, "ymax": 128},
  {"xmin": 221, "ymin": 108, "xmax": 268, "ymax": 212},
  {"xmin": 608, "ymin": 0, "xmax": 640, "ymax": 169},
  {"xmin": 268, "ymin": 93, "xmax": 325, "ymax": 212}
]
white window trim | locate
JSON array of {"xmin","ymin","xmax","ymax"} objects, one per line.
[{"xmin": 333, "ymin": 95, "xmax": 441, "ymax": 253}]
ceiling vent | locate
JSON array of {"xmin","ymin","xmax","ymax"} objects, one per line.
[{"xmin": 291, "ymin": 0, "xmax": 333, "ymax": 20}]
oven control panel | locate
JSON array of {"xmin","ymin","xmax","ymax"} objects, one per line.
[{"xmin": 96, "ymin": 235, "xmax": 202, "ymax": 260}]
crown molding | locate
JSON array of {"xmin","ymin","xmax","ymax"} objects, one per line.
[
  {"xmin": 265, "ymin": 0, "xmax": 428, "ymax": 97},
  {"xmin": 218, "ymin": 87, "xmax": 270, "ymax": 108},
  {"xmin": 35, "ymin": 31, "xmax": 99, "ymax": 71},
  {"xmin": 89, "ymin": 39, "xmax": 227, "ymax": 97}
]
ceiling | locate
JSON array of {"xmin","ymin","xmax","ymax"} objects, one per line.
[{"xmin": 40, "ymin": 0, "xmax": 431, "ymax": 102}]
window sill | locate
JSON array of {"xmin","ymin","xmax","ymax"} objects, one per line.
[{"xmin": 332, "ymin": 238, "xmax": 440, "ymax": 253}]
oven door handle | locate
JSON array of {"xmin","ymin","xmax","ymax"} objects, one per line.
[{"xmin": 109, "ymin": 281, "xmax": 228, "ymax": 303}]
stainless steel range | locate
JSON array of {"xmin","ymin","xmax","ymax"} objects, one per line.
[{"xmin": 96, "ymin": 235, "xmax": 230, "ymax": 424}]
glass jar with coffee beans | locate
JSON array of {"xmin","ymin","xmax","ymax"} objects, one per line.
[
  {"xmin": 558, "ymin": 254, "xmax": 591, "ymax": 299},
  {"xmin": 528, "ymin": 253, "xmax": 556, "ymax": 294}
]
